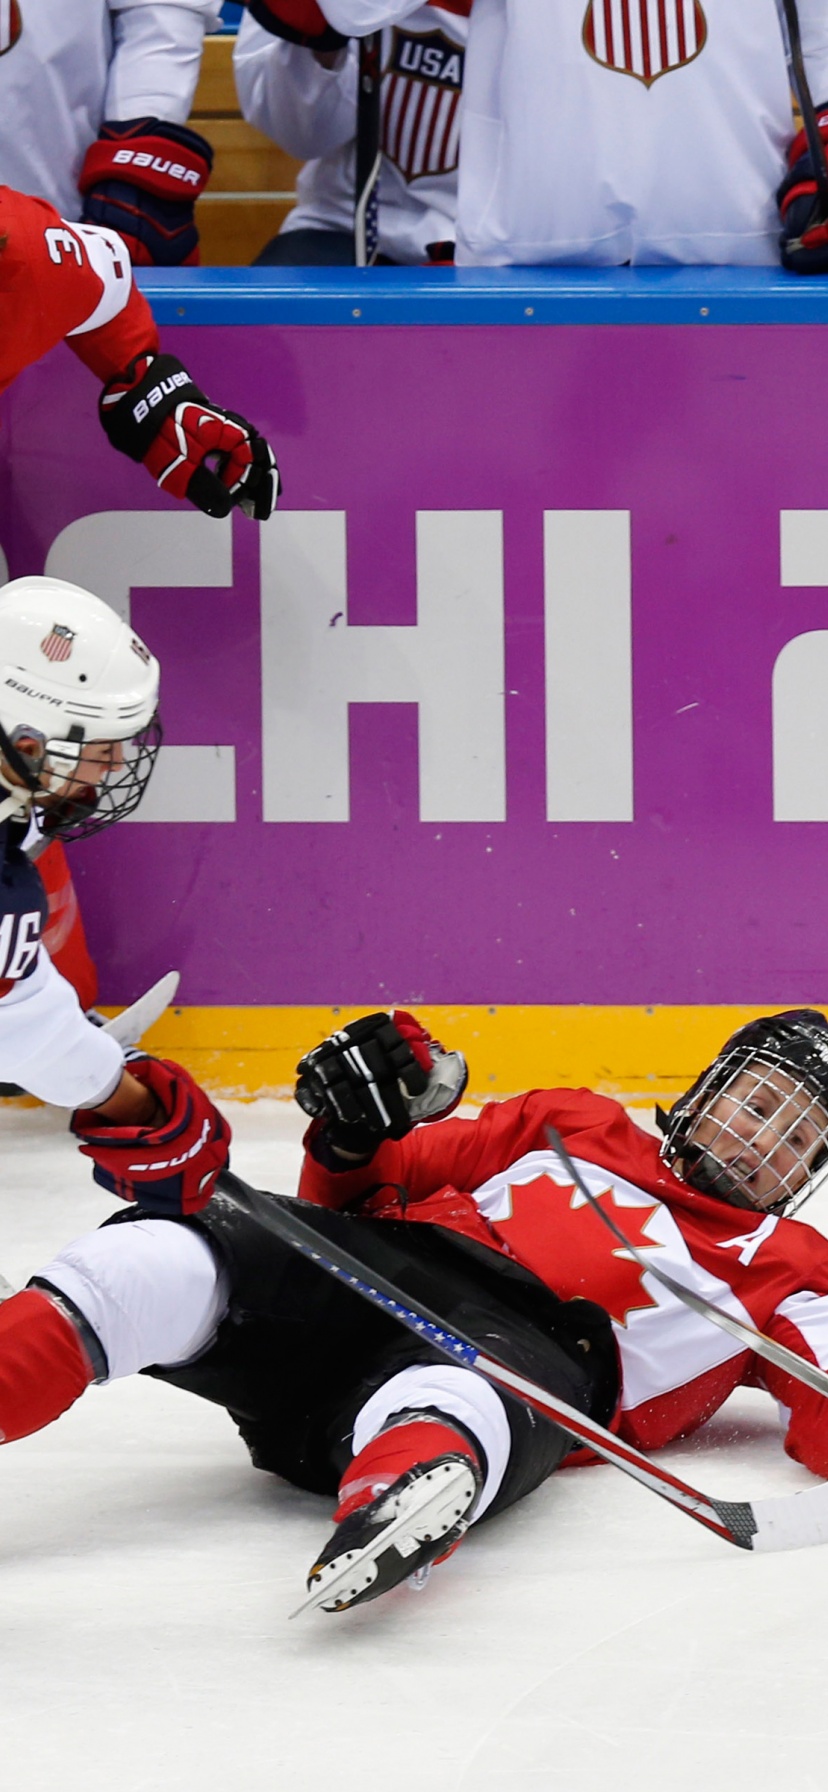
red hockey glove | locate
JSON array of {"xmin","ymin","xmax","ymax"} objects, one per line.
[
  {"xmin": 99, "ymin": 352, "xmax": 281, "ymax": 519},
  {"xmin": 778, "ymin": 107, "xmax": 828, "ymax": 274},
  {"xmin": 79, "ymin": 118, "xmax": 212, "ymax": 266},
  {"xmin": 71, "ymin": 1057, "xmax": 232, "ymax": 1216},
  {"xmin": 246, "ymin": 0, "xmax": 348, "ymax": 50},
  {"xmin": 295, "ymin": 1009, "xmax": 468, "ymax": 1155}
]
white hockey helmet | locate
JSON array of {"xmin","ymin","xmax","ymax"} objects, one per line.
[{"xmin": 0, "ymin": 575, "xmax": 161, "ymax": 839}]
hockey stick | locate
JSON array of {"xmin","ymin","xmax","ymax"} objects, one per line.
[
  {"xmin": 544, "ymin": 1126, "xmax": 828, "ymax": 1402},
  {"xmin": 100, "ymin": 969, "xmax": 180, "ymax": 1049},
  {"xmin": 354, "ymin": 33, "xmax": 382, "ymax": 266},
  {"xmin": 221, "ymin": 1177, "xmax": 828, "ymax": 1555},
  {"xmin": 775, "ymin": 0, "xmax": 828, "ymax": 225}
]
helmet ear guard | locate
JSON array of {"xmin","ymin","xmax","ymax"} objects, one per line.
[{"xmin": 660, "ymin": 1010, "xmax": 828, "ymax": 1216}]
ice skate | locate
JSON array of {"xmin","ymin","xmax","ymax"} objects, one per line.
[{"xmin": 294, "ymin": 1430, "xmax": 483, "ymax": 1617}]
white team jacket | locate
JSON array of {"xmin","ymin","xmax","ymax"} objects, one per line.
[
  {"xmin": 0, "ymin": 0, "xmax": 221, "ymax": 221},
  {"xmin": 318, "ymin": 0, "xmax": 828, "ymax": 266},
  {"xmin": 234, "ymin": 7, "xmax": 466, "ymax": 262}
]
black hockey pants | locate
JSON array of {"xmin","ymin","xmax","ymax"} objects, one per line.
[{"xmin": 103, "ymin": 1173, "xmax": 619, "ymax": 1521}]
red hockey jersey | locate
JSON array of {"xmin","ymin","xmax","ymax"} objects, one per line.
[
  {"xmin": 299, "ymin": 1089, "xmax": 828, "ymax": 1477},
  {"xmin": 0, "ymin": 185, "xmax": 158, "ymax": 396}
]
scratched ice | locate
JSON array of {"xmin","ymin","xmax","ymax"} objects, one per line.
[{"xmin": 3, "ymin": 1100, "xmax": 828, "ymax": 1792}]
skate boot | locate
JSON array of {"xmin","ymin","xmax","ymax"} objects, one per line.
[{"xmin": 294, "ymin": 1415, "xmax": 483, "ymax": 1616}]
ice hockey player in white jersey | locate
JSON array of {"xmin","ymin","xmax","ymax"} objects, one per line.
[
  {"xmin": 0, "ymin": 0, "xmax": 221, "ymax": 263},
  {"xmin": 0, "ymin": 573, "xmax": 231, "ymax": 1191},
  {"xmin": 3, "ymin": 1006, "xmax": 828, "ymax": 1614},
  {"xmin": 249, "ymin": 0, "xmax": 828, "ymax": 272},
  {"xmin": 234, "ymin": 3, "xmax": 467, "ymax": 263}
]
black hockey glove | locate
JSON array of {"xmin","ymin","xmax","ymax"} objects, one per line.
[
  {"xmin": 100, "ymin": 353, "xmax": 281, "ymax": 519},
  {"xmin": 295, "ymin": 1010, "xmax": 468, "ymax": 1155},
  {"xmin": 778, "ymin": 106, "xmax": 828, "ymax": 274}
]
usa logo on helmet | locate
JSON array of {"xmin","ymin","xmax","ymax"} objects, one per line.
[
  {"xmin": 0, "ymin": 0, "xmax": 22, "ymax": 56},
  {"xmin": 583, "ymin": 0, "xmax": 708, "ymax": 88},
  {"xmin": 40, "ymin": 624, "xmax": 75, "ymax": 664}
]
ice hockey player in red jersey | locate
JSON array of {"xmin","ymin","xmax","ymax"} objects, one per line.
[
  {"xmin": 0, "ymin": 184, "xmax": 278, "ymax": 1043},
  {"xmin": 3, "ymin": 1007, "xmax": 828, "ymax": 1615},
  {"xmin": 0, "ymin": 184, "xmax": 279, "ymax": 519}
]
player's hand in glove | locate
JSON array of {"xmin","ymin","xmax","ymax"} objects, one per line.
[
  {"xmin": 71, "ymin": 1056, "xmax": 232, "ymax": 1215},
  {"xmin": 79, "ymin": 118, "xmax": 212, "ymax": 266},
  {"xmin": 295, "ymin": 1010, "xmax": 468, "ymax": 1157},
  {"xmin": 245, "ymin": 0, "xmax": 348, "ymax": 50},
  {"xmin": 778, "ymin": 107, "xmax": 828, "ymax": 274},
  {"xmin": 99, "ymin": 352, "xmax": 281, "ymax": 519}
]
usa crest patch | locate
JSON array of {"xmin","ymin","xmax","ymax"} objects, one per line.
[
  {"xmin": 0, "ymin": 0, "xmax": 22, "ymax": 57},
  {"xmin": 583, "ymin": 0, "xmax": 708, "ymax": 88},
  {"xmin": 382, "ymin": 28, "xmax": 464, "ymax": 185},
  {"xmin": 40, "ymin": 624, "xmax": 75, "ymax": 664}
]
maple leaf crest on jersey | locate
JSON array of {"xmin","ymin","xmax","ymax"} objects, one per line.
[
  {"xmin": 482, "ymin": 1167, "xmax": 664, "ymax": 1327},
  {"xmin": 0, "ymin": 0, "xmax": 22, "ymax": 57},
  {"xmin": 582, "ymin": 0, "xmax": 708, "ymax": 89},
  {"xmin": 382, "ymin": 28, "xmax": 464, "ymax": 185}
]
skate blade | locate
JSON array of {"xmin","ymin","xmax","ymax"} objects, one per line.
[{"xmin": 290, "ymin": 1461, "xmax": 477, "ymax": 1619}]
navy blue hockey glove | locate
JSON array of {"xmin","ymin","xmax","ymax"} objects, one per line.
[
  {"xmin": 295, "ymin": 1010, "xmax": 468, "ymax": 1155},
  {"xmin": 71, "ymin": 1056, "xmax": 232, "ymax": 1216},
  {"xmin": 778, "ymin": 106, "xmax": 828, "ymax": 274},
  {"xmin": 79, "ymin": 118, "xmax": 213, "ymax": 266}
]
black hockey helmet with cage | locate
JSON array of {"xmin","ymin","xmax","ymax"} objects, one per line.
[{"xmin": 659, "ymin": 1009, "xmax": 828, "ymax": 1215}]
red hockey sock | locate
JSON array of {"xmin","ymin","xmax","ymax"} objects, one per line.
[
  {"xmin": 0, "ymin": 1291, "xmax": 95, "ymax": 1443},
  {"xmin": 336, "ymin": 1417, "xmax": 481, "ymax": 1523}
]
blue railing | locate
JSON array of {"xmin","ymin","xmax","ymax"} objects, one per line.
[{"xmin": 138, "ymin": 264, "xmax": 828, "ymax": 327}]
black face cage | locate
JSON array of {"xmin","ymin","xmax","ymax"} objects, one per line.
[
  {"xmin": 39, "ymin": 717, "xmax": 163, "ymax": 842},
  {"xmin": 660, "ymin": 1044, "xmax": 828, "ymax": 1216}
]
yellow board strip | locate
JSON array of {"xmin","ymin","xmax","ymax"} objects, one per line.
[{"xmin": 94, "ymin": 1003, "xmax": 828, "ymax": 1105}]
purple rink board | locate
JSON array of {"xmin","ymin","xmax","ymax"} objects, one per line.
[{"xmin": 2, "ymin": 317, "xmax": 828, "ymax": 1008}]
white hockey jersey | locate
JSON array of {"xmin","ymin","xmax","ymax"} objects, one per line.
[
  {"xmin": 0, "ymin": 0, "xmax": 220, "ymax": 221},
  {"xmin": 234, "ymin": 7, "xmax": 466, "ymax": 262},
  {"xmin": 319, "ymin": 0, "xmax": 828, "ymax": 266}
]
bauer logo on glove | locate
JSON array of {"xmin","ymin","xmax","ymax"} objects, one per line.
[
  {"xmin": 79, "ymin": 118, "xmax": 213, "ymax": 267},
  {"xmin": 99, "ymin": 352, "xmax": 281, "ymax": 520}
]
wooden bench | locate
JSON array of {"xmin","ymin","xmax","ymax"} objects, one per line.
[{"xmin": 190, "ymin": 34, "xmax": 302, "ymax": 265}]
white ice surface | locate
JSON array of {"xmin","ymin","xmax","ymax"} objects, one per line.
[{"xmin": 4, "ymin": 1100, "xmax": 828, "ymax": 1791}]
